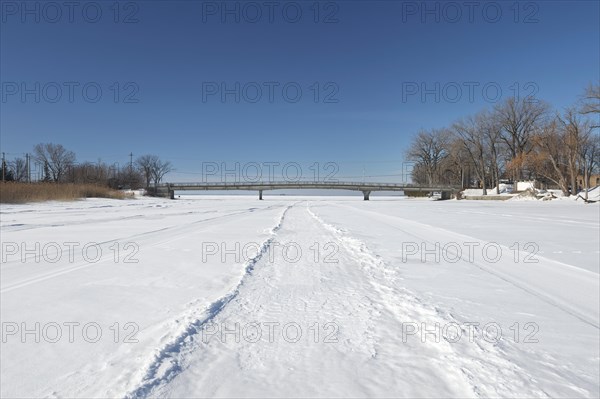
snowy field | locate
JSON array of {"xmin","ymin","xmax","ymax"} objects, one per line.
[{"xmin": 1, "ymin": 195, "xmax": 599, "ymax": 398}]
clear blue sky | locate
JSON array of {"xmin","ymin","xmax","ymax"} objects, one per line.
[{"xmin": 1, "ymin": 0, "xmax": 599, "ymax": 182}]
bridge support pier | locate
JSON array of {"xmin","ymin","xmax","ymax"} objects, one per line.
[
  {"xmin": 259, "ymin": 190, "xmax": 263, "ymax": 200},
  {"xmin": 362, "ymin": 190, "xmax": 371, "ymax": 201}
]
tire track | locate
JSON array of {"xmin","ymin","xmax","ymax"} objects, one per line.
[
  {"xmin": 123, "ymin": 204, "xmax": 293, "ymax": 399},
  {"xmin": 335, "ymin": 203, "xmax": 599, "ymax": 329},
  {"xmin": 148, "ymin": 204, "xmax": 390, "ymax": 398},
  {"xmin": 307, "ymin": 204, "xmax": 553, "ymax": 398}
]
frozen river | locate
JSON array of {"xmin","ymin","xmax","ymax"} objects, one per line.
[{"xmin": 1, "ymin": 196, "xmax": 598, "ymax": 397}]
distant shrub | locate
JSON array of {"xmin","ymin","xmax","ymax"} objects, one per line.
[{"xmin": 0, "ymin": 182, "xmax": 130, "ymax": 204}]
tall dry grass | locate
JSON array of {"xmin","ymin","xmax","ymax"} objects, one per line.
[{"xmin": 0, "ymin": 182, "xmax": 131, "ymax": 204}]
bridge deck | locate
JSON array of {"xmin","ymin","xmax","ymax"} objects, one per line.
[
  {"xmin": 155, "ymin": 181, "xmax": 458, "ymax": 200},
  {"xmin": 161, "ymin": 181, "xmax": 456, "ymax": 191}
]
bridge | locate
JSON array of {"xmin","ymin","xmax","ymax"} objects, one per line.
[{"xmin": 155, "ymin": 181, "xmax": 458, "ymax": 200}]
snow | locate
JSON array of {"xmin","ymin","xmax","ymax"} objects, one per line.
[
  {"xmin": 516, "ymin": 181, "xmax": 536, "ymax": 191},
  {"xmin": 1, "ymin": 196, "xmax": 599, "ymax": 398},
  {"xmin": 462, "ymin": 183, "xmax": 514, "ymax": 197},
  {"xmin": 121, "ymin": 189, "xmax": 147, "ymax": 197},
  {"xmin": 580, "ymin": 186, "xmax": 600, "ymax": 202},
  {"xmin": 463, "ymin": 185, "xmax": 600, "ymax": 203}
]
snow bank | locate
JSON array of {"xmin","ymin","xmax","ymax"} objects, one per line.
[
  {"xmin": 462, "ymin": 183, "xmax": 514, "ymax": 197},
  {"xmin": 121, "ymin": 188, "xmax": 147, "ymax": 197}
]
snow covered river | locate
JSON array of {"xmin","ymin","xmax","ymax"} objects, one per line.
[{"xmin": 1, "ymin": 196, "xmax": 598, "ymax": 397}]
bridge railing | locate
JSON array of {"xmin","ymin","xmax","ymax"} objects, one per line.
[{"xmin": 162, "ymin": 181, "xmax": 457, "ymax": 188}]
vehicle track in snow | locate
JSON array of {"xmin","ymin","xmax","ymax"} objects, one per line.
[
  {"xmin": 3, "ymin": 199, "xmax": 596, "ymax": 398},
  {"xmin": 125, "ymin": 203, "xmax": 387, "ymax": 397},
  {"xmin": 306, "ymin": 204, "xmax": 552, "ymax": 398},
  {"xmin": 123, "ymin": 204, "xmax": 294, "ymax": 398},
  {"xmin": 334, "ymin": 202, "xmax": 599, "ymax": 329},
  {"xmin": 119, "ymin": 203, "xmax": 553, "ymax": 398},
  {"xmin": 307, "ymin": 202, "xmax": 599, "ymax": 397}
]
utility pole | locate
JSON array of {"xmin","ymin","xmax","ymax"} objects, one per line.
[
  {"xmin": 2, "ymin": 152, "xmax": 5, "ymax": 181},
  {"xmin": 129, "ymin": 152, "xmax": 133, "ymax": 189},
  {"xmin": 25, "ymin": 153, "xmax": 30, "ymax": 182}
]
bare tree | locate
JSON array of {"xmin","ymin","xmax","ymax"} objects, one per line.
[
  {"xmin": 407, "ymin": 129, "xmax": 451, "ymax": 185},
  {"xmin": 33, "ymin": 143, "xmax": 76, "ymax": 182},
  {"xmin": 557, "ymin": 108, "xmax": 589, "ymax": 196},
  {"xmin": 135, "ymin": 154, "xmax": 173, "ymax": 190},
  {"xmin": 440, "ymin": 140, "xmax": 472, "ymax": 188},
  {"xmin": 528, "ymin": 114, "xmax": 591, "ymax": 197},
  {"xmin": 579, "ymin": 84, "xmax": 600, "ymax": 127},
  {"xmin": 482, "ymin": 111, "xmax": 504, "ymax": 194},
  {"xmin": 135, "ymin": 154, "xmax": 159, "ymax": 189},
  {"xmin": 494, "ymin": 97, "xmax": 548, "ymax": 181},
  {"xmin": 453, "ymin": 113, "xmax": 489, "ymax": 195},
  {"xmin": 409, "ymin": 163, "xmax": 430, "ymax": 185},
  {"xmin": 528, "ymin": 120, "xmax": 569, "ymax": 195},
  {"xmin": 151, "ymin": 159, "xmax": 173, "ymax": 187},
  {"xmin": 405, "ymin": 84, "xmax": 597, "ymax": 197},
  {"xmin": 578, "ymin": 125, "xmax": 599, "ymax": 199},
  {"xmin": 9, "ymin": 158, "xmax": 28, "ymax": 182},
  {"xmin": 67, "ymin": 161, "xmax": 113, "ymax": 184},
  {"xmin": 113, "ymin": 164, "xmax": 144, "ymax": 189},
  {"xmin": 1, "ymin": 159, "xmax": 14, "ymax": 181}
]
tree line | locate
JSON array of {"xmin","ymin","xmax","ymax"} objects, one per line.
[
  {"xmin": 407, "ymin": 84, "xmax": 600, "ymax": 197},
  {"xmin": 0, "ymin": 144, "xmax": 173, "ymax": 191}
]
